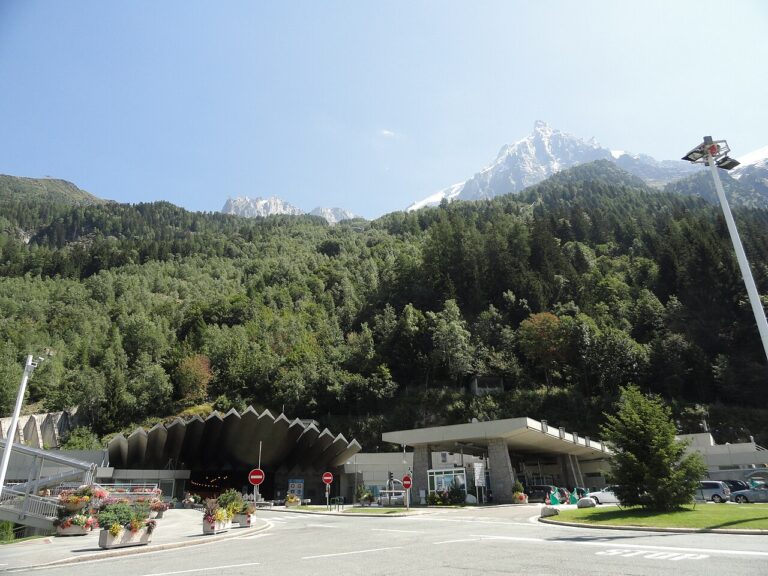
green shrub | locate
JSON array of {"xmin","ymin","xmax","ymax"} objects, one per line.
[
  {"xmin": 0, "ymin": 520, "xmax": 14, "ymax": 542},
  {"xmin": 217, "ymin": 488, "xmax": 244, "ymax": 513},
  {"xmin": 97, "ymin": 502, "xmax": 133, "ymax": 528},
  {"xmin": 447, "ymin": 480, "xmax": 465, "ymax": 505}
]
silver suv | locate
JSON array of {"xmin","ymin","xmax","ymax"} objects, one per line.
[{"xmin": 695, "ymin": 480, "xmax": 730, "ymax": 503}]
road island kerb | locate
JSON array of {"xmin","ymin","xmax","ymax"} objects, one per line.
[
  {"xmin": 274, "ymin": 506, "xmax": 433, "ymax": 518},
  {"xmin": 1, "ymin": 518, "xmax": 270, "ymax": 572},
  {"xmin": 538, "ymin": 516, "xmax": 768, "ymax": 535}
]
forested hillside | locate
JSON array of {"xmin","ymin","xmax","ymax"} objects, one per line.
[
  {"xmin": 0, "ymin": 175, "xmax": 104, "ymax": 206},
  {"xmin": 1, "ymin": 161, "xmax": 767, "ymax": 448}
]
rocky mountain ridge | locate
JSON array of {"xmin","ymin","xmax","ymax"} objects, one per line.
[
  {"xmin": 407, "ymin": 121, "xmax": 705, "ymax": 211},
  {"xmin": 221, "ymin": 196, "xmax": 359, "ymax": 224}
]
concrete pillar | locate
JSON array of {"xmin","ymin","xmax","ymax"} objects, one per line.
[
  {"xmin": 488, "ymin": 438, "xmax": 515, "ymax": 504},
  {"xmin": 412, "ymin": 444, "xmax": 432, "ymax": 505}
]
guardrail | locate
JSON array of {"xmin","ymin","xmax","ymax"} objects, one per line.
[{"xmin": 0, "ymin": 487, "xmax": 61, "ymax": 519}]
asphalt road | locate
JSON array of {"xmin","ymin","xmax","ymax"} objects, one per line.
[{"xmin": 7, "ymin": 506, "xmax": 768, "ymax": 575}]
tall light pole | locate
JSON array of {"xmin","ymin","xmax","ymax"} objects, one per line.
[
  {"xmin": 682, "ymin": 137, "xmax": 768, "ymax": 363},
  {"xmin": 0, "ymin": 355, "xmax": 40, "ymax": 495}
]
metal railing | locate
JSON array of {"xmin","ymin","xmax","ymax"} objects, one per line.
[{"xmin": 0, "ymin": 487, "xmax": 61, "ymax": 519}]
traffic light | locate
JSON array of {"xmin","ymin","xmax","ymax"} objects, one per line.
[{"xmin": 388, "ymin": 471, "xmax": 393, "ymax": 482}]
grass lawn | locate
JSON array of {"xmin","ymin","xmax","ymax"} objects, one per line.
[{"xmin": 556, "ymin": 504, "xmax": 768, "ymax": 530}]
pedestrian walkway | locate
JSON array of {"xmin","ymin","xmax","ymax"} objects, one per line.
[{"xmin": 0, "ymin": 508, "xmax": 268, "ymax": 572}]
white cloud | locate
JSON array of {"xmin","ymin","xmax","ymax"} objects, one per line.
[{"xmin": 380, "ymin": 129, "xmax": 398, "ymax": 138}]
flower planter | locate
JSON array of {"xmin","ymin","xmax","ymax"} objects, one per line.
[
  {"xmin": 513, "ymin": 494, "xmax": 529, "ymax": 504},
  {"xmin": 232, "ymin": 513, "xmax": 251, "ymax": 527},
  {"xmin": 98, "ymin": 527, "xmax": 153, "ymax": 549},
  {"xmin": 63, "ymin": 501, "xmax": 88, "ymax": 513},
  {"xmin": 149, "ymin": 509, "xmax": 166, "ymax": 519},
  {"xmin": 56, "ymin": 524, "xmax": 92, "ymax": 537},
  {"xmin": 203, "ymin": 519, "xmax": 232, "ymax": 534}
]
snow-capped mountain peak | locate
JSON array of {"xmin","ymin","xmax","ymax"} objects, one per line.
[
  {"xmin": 221, "ymin": 196, "xmax": 359, "ymax": 225},
  {"xmin": 222, "ymin": 196, "xmax": 303, "ymax": 218},
  {"xmin": 732, "ymin": 145, "xmax": 768, "ymax": 178},
  {"xmin": 727, "ymin": 145, "xmax": 768, "ymax": 203},
  {"xmin": 309, "ymin": 206, "xmax": 358, "ymax": 225},
  {"xmin": 407, "ymin": 121, "xmax": 612, "ymax": 211},
  {"xmin": 407, "ymin": 122, "xmax": 703, "ymax": 211}
]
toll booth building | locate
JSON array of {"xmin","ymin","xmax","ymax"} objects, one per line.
[{"xmin": 382, "ymin": 417, "xmax": 611, "ymax": 504}]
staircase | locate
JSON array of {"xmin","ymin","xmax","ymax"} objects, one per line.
[{"xmin": 0, "ymin": 440, "xmax": 97, "ymax": 530}]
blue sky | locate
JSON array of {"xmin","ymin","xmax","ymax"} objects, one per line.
[{"xmin": 1, "ymin": 1, "xmax": 766, "ymax": 219}]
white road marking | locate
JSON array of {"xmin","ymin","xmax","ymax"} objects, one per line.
[
  {"xmin": 405, "ymin": 516, "xmax": 535, "ymax": 528},
  {"xmin": 371, "ymin": 528, "xmax": 422, "ymax": 534},
  {"xmin": 470, "ymin": 534, "xmax": 768, "ymax": 558},
  {"xmin": 306, "ymin": 523, "xmax": 339, "ymax": 529},
  {"xmin": 236, "ymin": 532, "xmax": 273, "ymax": 540},
  {"xmin": 139, "ymin": 562, "xmax": 260, "ymax": 576},
  {"xmin": 302, "ymin": 546, "xmax": 402, "ymax": 560},
  {"xmin": 596, "ymin": 549, "xmax": 708, "ymax": 561},
  {"xmin": 433, "ymin": 538, "xmax": 483, "ymax": 545}
]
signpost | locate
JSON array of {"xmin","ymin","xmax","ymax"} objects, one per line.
[
  {"xmin": 248, "ymin": 468, "xmax": 265, "ymax": 486},
  {"xmin": 322, "ymin": 471, "xmax": 333, "ymax": 510},
  {"xmin": 249, "ymin": 466, "xmax": 264, "ymax": 504},
  {"xmin": 402, "ymin": 474, "xmax": 412, "ymax": 510}
]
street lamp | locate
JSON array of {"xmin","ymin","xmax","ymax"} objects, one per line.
[
  {"xmin": 0, "ymin": 355, "xmax": 41, "ymax": 495},
  {"xmin": 682, "ymin": 137, "xmax": 768, "ymax": 363}
]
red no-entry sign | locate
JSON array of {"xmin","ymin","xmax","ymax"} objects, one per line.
[
  {"xmin": 248, "ymin": 468, "xmax": 265, "ymax": 486},
  {"xmin": 322, "ymin": 471, "xmax": 334, "ymax": 485},
  {"xmin": 402, "ymin": 475, "xmax": 412, "ymax": 489}
]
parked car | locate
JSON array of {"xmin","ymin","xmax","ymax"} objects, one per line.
[
  {"xmin": 526, "ymin": 485, "xmax": 559, "ymax": 503},
  {"xmin": 377, "ymin": 489, "xmax": 405, "ymax": 505},
  {"xmin": 731, "ymin": 485, "xmax": 768, "ymax": 503},
  {"xmin": 695, "ymin": 481, "xmax": 730, "ymax": 503},
  {"xmin": 589, "ymin": 486, "xmax": 620, "ymax": 505},
  {"xmin": 723, "ymin": 479, "xmax": 750, "ymax": 494}
]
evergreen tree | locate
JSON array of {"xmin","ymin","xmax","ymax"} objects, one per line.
[{"xmin": 600, "ymin": 386, "xmax": 705, "ymax": 511}]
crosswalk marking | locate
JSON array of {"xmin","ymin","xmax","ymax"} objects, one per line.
[{"xmin": 596, "ymin": 549, "xmax": 708, "ymax": 561}]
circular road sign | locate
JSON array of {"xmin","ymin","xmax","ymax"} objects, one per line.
[
  {"xmin": 248, "ymin": 468, "xmax": 265, "ymax": 486},
  {"xmin": 402, "ymin": 475, "xmax": 412, "ymax": 489},
  {"xmin": 322, "ymin": 471, "xmax": 334, "ymax": 485}
]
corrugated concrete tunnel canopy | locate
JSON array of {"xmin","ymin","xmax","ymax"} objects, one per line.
[{"xmin": 108, "ymin": 406, "xmax": 361, "ymax": 499}]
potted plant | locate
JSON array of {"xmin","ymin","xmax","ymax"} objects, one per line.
[
  {"xmin": 512, "ymin": 480, "xmax": 528, "ymax": 504},
  {"xmin": 54, "ymin": 512, "xmax": 96, "ymax": 536},
  {"xmin": 232, "ymin": 502, "xmax": 255, "ymax": 527},
  {"xmin": 149, "ymin": 498, "xmax": 169, "ymax": 519},
  {"xmin": 202, "ymin": 498, "xmax": 232, "ymax": 534},
  {"xmin": 355, "ymin": 484, "xmax": 373, "ymax": 507},
  {"xmin": 285, "ymin": 493, "xmax": 300, "ymax": 507},
  {"xmin": 218, "ymin": 489, "xmax": 251, "ymax": 527},
  {"xmin": 98, "ymin": 517, "xmax": 156, "ymax": 549},
  {"xmin": 58, "ymin": 487, "xmax": 92, "ymax": 513},
  {"xmin": 97, "ymin": 502, "xmax": 156, "ymax": 548}
]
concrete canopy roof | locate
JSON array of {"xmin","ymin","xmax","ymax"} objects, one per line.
[
  {"xmin": 108, "ymin": 407, "xmax": 361, "ymax": 471},
  {"xmin": 382, "ymin": 417, "xmax": 610, "ymax": 459}
]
